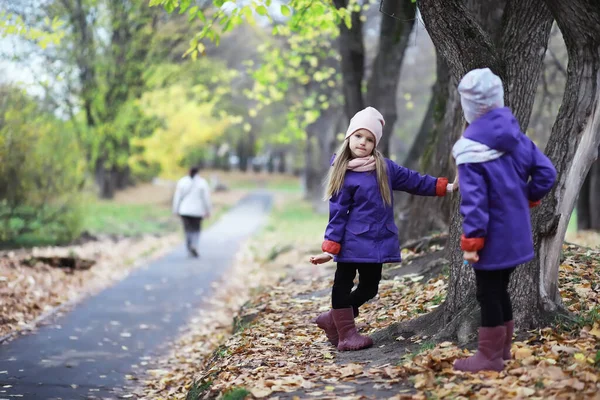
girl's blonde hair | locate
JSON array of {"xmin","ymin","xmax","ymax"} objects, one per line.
[{"xmin": 323, "ymin": 139, "xmax": 392, "ymax": 205}]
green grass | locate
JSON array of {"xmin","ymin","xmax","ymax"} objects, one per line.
[
  {"xmin": 222, "ymin": 388, "xmax": 251, "ymax": 400},
  {"xmin": 83, "ymin": 201, "xmax": 179, "ymax": 237},
  {"xmin": 259, "ymin": 198, "xmax": 327, "ymax": 244},
  {"xmin": 567, "ymin": 208, "xmax": 577, "ymax": 233},
  {"xmin": 216, "ymin": 171, "xmax": 302, "ymax": 193},
  {"xmin": 186, "ymin": 380, "xmax": 212, "ymax": 400}
]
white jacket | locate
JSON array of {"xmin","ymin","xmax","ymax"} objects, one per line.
[{"xmin": 172, "ymin": 175, "xmax": 212, "ymax": 218}]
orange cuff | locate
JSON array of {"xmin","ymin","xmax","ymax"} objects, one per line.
[
  {"xmin": 322, "ymin": 240, "xmax": 341, "ymax": 255},
  {"xmin": 529, "ymin": 200, "xmax": 541, "ymax": 208},
  {"xmin": 436, "ymin": 177, "xmax": 449, "ymax": 196},
  {"xmin": 461, "ymin": 235, "xmax": 485, "ymax": 251}
]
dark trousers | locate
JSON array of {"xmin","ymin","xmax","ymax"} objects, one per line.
[
  {"xmin": 332, "ymin": 262, "xmax": 383, "ymax": 316},
  {"xmin": 475, "ymin": 267, "xmax": 515, "ymax": 327},
  {"xmin": 181, "ymin": 215, "xmax": 202, "ymax": 232},
  {"xmin": 181, "ymin": 216, "xmax": 203, "ymax": 251}
]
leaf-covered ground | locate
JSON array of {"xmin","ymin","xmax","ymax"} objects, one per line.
[{"xmin": 133, "ymin": 201, "xmax": 600, "ymax": 399}]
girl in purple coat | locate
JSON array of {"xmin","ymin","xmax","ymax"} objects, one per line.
[
  {"xmin": 452, "ymin": 68, "xmax": 556, "ymax": 372},
  {"xmin": 310, "ymin": 106, "xmax": 456, "ymax": 351}
]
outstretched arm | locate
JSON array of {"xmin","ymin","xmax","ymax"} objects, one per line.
[{"xmin": 388, "ymin": 161, "xmax": 449, "ymax": 196}]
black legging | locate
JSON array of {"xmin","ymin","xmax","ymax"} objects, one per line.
[
  {"xmin": 475, "ymin": 267, "xmax": 516, "ymax": 327},
  {"xmin": 332, "ymin": 262, "xmax": 383, "ymax": 316}
]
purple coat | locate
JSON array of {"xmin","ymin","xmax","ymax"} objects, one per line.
[
  {"xmin": 322, "ymin": 158, "xmax": 447, "ymax": 263},
  {"xmin": 458, "ymin": 107, "xmax": 557, "ymax": 270}
]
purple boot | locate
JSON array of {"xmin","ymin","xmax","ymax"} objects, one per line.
[
  {"xmin": 315, "ymin": 310, "xmax": 338, "ymax": 346},
  {"xmin": 503, "ymin": 320, "xmax": 514, "ymax": 360},
  {"xmin": 454, "ymin": 326, "xmax": 506, "ymax": 372},
  {"xmin": 332, "ymin": 308, "xmax": 373, "ymax": 351}
]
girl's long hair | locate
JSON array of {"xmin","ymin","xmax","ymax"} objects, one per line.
[{"xmin": 323, "ymin": 139, "xmax": 392, "ymax": 205}]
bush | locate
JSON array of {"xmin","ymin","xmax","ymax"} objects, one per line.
[{"xmin": 0, "ymin": 85, "xmax": 85, "ymax": 245}]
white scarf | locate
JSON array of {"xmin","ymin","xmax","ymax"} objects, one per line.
[{"xmin": 452, "ymin": 137, "xmax": 505, "ymax": 165}]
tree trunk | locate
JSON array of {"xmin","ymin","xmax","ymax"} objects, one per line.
[
  {"xmin": 303, "ymin": 107, "xmax": 342, "ymax": 211},
  {"xmin": 365, "ymin": 0, "xmax": 416, "ymax": 157},
  {"xmin": 333, "ymin": 0, "xmax": 365, "ymax": 120},
  {"xmin": 533, "ymin": 0, "xmax": 600, "ymax": 318},
  {"xmin": 443, "ymin": 0, "xmax": 554, "ymax": 335},
  {"xmin": 95, "ymin": 160, "xmax": 116, "ymax": 199},
  {"xmin": 577, "ymin": 148, "xmax": 600, "ymax": 231},
  {"xmin": 396, "ymin": 55, "xmax": 453, "ymax": 242},
  {"xmin": 277, "ymin": 151, "xmax": 287, "ymax": 174},
  {"xmin": 377, "ymin": 0, "xmax": 557, "ymax": 342}
]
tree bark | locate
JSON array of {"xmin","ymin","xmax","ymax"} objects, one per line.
[
  {"xmin": 443, "ymin": 0, "xmax": 554, "ymax": 333},
  {"xmin": 418, "ymin": 0, "xmax": 504, "ymax": 83},
  {"xmin": 533, "ymin": 0, "xmax": 600, "ymax": 317},
  {"xmin": 577, "ymin": 147, "xmax": 600, "ymax": 231},
  {"xmin": 396, "ymin": 55, "xmax": 453, "ymax": 242}
]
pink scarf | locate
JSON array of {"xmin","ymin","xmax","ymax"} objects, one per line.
[{"xmin": 347, "ymin": 155, "xmax": 376, "ymax": 172}]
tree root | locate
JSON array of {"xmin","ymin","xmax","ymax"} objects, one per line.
[{"xmin": 401, "ymin": 233, "xmax": 448, "ymax": 253}]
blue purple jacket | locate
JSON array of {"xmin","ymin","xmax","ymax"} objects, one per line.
[
  {"xmin": 456, "ymin": 107, "xmax": 557, "ymax": 270},
  {"xmin": 322, "ymin": 158, "xmax": 448, "ymax": 263}
]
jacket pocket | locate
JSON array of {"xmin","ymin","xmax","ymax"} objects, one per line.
[
  {"xmin": 385, "ymin": 222, "xmax": 399, "ymax": 234},
  {"xmin": 347, "ymin": 223, "xmax": 370, "ymax": 235}
]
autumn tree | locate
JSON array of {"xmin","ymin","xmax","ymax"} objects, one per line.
[
  {"xmin": 7, "ymin": 0, "xmax": 163, "ymax": 198},
  {"xmin": 378, "ymin": 0, "xmax": 600, "ymax": 342}
]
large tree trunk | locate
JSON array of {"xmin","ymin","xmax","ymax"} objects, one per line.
[
  {"xmin": 376, "ymin": 0, "xmax": 556, "ymax": 342},
  {"xmin": 533, "ymin": 0, "xmax": 600, "ymax": 317},
  {"xmin": 443, "ymin": 0, "xmax": 555, "ymax": 335},
  {"xmin": 365, "ymin": 0, "xmax": 416, "ymax": 157},
  {"xmin": 577, "ymin": 148, "xmax": 600, "ymax": 231}
]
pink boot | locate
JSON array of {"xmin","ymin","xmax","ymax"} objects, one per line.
[
  {"xmin": 503, "ymin": 320, "xmax": 514, "ymax": 360},
  {"xmin": 315, "ymin": 310, "xmax": 338, "ymax": 346},
  {"xmin": 332, "ymin": 308, "xmax": 373, "ymax": 351},
  {"xmin": 454, "ymin": 326, "xmax": 506, "ymax": 372}
]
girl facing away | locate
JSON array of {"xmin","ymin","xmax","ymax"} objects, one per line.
[
  {"xmin": 452, "ymin": 68, "xmax": 556, "ymax": 372},
  {"xmin": 310, "ymin": 106, "xmax": 457, "ymax": 351}
]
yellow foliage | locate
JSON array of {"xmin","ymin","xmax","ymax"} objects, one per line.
[{"xmin": 132, "ymin": 85, "xmax": 233, "ymax": 180}]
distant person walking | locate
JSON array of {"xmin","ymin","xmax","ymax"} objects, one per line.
[{"xmin": 172, "ymin": 166, "xmax": 212, "ymax": 257}]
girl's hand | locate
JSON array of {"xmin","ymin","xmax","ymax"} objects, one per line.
[
  {"xmin": 463, "ymin": 251, "xmax": 479, "ymax": 263},
  {"xmin": 310, "ymin": 253, "xmax": 333, "ymax": 265}
]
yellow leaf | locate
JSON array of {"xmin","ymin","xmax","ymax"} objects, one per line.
[
  {"xmin": 250, "ymin": 387, "xmax": 272, "ymax": 398},
  {"xmin": 339, "ymin": 363, "xmax": 363, "ymax": 377},
  {"xmin": 589, "ymin": 323, "xmax": 600, "ymax": 338},
  {"xmin": 574, "ymin": 353, "xmax": 587, "ymax": 363},
  {"xmin": 515, "ymin": 347, "xmax": 533, "ymax": 360}
]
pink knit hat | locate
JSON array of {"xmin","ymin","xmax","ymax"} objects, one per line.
[{"xmin": 345, "ymin": 107, "xmax": 385, "ymax": 146}]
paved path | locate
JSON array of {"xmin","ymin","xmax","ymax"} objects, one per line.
[{"xmin": 0, "ymin": 192, "xmax": 272, "ymax": 400}]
